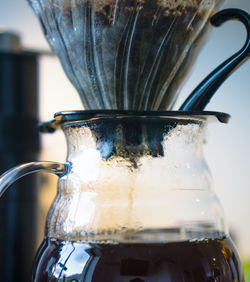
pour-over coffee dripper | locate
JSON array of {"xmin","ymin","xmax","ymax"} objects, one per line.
[{"xmin": 28, "ymin": 0, "xmax": 224, "ymax": 110}]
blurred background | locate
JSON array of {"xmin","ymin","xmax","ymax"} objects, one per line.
[{"xmin": 0, "ymin": 0, "xmax": 249, "ymax": 280}]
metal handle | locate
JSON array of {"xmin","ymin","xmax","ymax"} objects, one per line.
[
  {"xmin": 179, "ymin": 8, "xmax": 250, "ymax": 111},
  {"xmin": 0, "ymin": 161, "xmax": 70, "ymax": 198}
]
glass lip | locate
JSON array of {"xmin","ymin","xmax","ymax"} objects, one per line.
[{"xmin": 39, "ymin": 110, "xmax": 230, "ymax": 133}]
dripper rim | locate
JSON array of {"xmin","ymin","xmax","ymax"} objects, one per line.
[{"xmin": 39, "ymin": 110, "xmax": 230, "ymax": 133}]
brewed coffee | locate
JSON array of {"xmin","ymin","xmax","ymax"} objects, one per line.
[{"xmin": 32, "ymin": 236, "xmax": 243, "ymax": 281}]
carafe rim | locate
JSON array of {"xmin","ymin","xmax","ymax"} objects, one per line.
[{"xmin": 39, "ymin": 110, "xmax": 230, "ymax": 133}]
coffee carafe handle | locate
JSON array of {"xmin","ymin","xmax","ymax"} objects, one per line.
[
  {"xmin": 179, "ymin": 8, "xmax": 250, "ymax": 111},
  {"xmin": 0, "ymin": 161, "xmax": 70, "ymax": 198}
]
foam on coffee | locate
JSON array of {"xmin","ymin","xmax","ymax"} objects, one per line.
[
  {"xmin": 36, "ymin": 0, "xmax": 217, "ymax": 17},
  {"xmin": 36, "ymin": 0, "xmax": 214, "ymax": 11}
]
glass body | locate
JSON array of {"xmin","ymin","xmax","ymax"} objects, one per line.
[
  {"xmin": 28, "ymin": 0, "xmax": 223, "ymax": 110},
  {"xmin": 0, "ymin": 112, "xmax": 243, "ymax": 281},
  {"xmin": 30, "ymin": 113, "xmax": 243, "ymax": 281}
]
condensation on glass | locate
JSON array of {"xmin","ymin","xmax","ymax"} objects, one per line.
[{"xmin": 43, "ymin": 114, "xmax": 227, "ymax": 242}]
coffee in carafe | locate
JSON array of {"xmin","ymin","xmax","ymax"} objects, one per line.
[{"xmin": 33, "ymin": 237, "xmax": 243, "ymax": 281}]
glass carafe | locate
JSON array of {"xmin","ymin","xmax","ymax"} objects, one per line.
[{"xmin": 0, "ymin": 111, "xmax": 244, "ymax": 281}]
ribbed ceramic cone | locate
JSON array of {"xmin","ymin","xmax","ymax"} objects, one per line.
[{"xmin": 28, "ymin": 0, "xmax": 223, "ymax": 110}]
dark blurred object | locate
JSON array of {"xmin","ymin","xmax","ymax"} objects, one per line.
[{"xmin": 0, "ymin": 31, "xmax": 40, "ymax": 281}]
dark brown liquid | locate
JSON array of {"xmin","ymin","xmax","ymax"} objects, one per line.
[{"xmin": 32, "ymin": 236, "xmax": 244, "ymax": 281}]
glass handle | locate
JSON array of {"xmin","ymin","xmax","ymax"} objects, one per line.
[{"xmin": 0, "ymin": 161, "xmax": 70, "ymax": 198}]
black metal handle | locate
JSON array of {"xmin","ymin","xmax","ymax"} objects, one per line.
[{"xmin": 179, "ymin": 8, "xmax": 250, "ymax": 111}]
